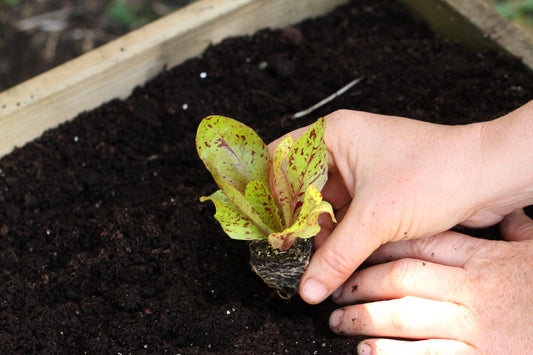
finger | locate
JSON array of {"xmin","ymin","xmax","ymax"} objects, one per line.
[
  {"xmin": 315, "ymin": 204, "xmax": 349, "ymax": 249},
  {"xmin": 321, "ymin": 173, "xmax": 352, "ymax": 210},
  {"xmin": 329, "ymin": 296, "xmax": 472, "ymax": 340},
  {"xmin": 357, "ymin": 338, "xmax": 477, "ymax": 355},
  {"xmin": 267, "ymin": 125, "xmax": 310, "ymax": 156},
  {"xmin": 300, "ymin": 200, "xmax": 383, "ymax": 304},
  {"xmin": 332, "ymin": 258, "xmax": 465, "ymax": 304},
  {"xmin": 499, "ymin": 209, "xmax": 533, "ymax": 241},
  {"xmin": 317, "ymin": 212, "xmax": 335, "ymax": 231},
  {"xmin": 315, "ymin": 214, "xmax": 335, "ymax": 249},
  {"xmin": 366, "ymin": 231, "xmax": 485, "ymax": 267}
]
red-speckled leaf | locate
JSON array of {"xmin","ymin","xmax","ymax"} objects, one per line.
[
  {"xmin": 196, "ymin": 115, "xmax": 270, "ymax": 194},
  {"xmin": 286, "ymin": 117, "xmax": 328, "ymax": 222},
  {"xmin": 197, "ymin": 116, "xmax": 282, "ymax": 240},
  {"xmin": 245, "ymin": 180, "xmax": 283, "ymax": 232},
  {"xmin": 197, "ymin": 115, "xmax": 332, "ymax": 251},
  {"xmin": 204, "ymin": 180, "xmax": 275, "ymax": 237},
  {"xmin": 272, "ymin": 135, "xmax": 293, "ymax": 227},
  {"xmin": 268, "ymin": 184, "xmax": 336, "ymax": 251},
  {"xmin": 200, "ymin": 190, "xmax": 265, "ymax": 240}
]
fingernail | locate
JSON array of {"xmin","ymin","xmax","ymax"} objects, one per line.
[
  {"xmin": 357, "ymin": 342, "xmax": 371, "ymax": 355},
  {"xmin": 301, "ymin": 278, "xmax": 328, "ymax": 303},
  {"xmin": 329, "ymin": 309, "xmax": 344, "ymax": 328},
  {"xmin": 331, "ymin": 286, "xmax": 343, "ymax": 300}
]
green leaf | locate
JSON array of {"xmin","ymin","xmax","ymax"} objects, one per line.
[
  {"xmin": 272, "ymin": 134, "xmax": 293, "ymax": 227},
  {"xmin": 196, "ymin": 115, "xmax": 270, "ymax": 194},
  {"xmin": 245, "ymin": 181, "xmax": 283, "ymax": 232},
  {"xmin": 268, "ymin": 184, "xmax": 336, "ymax": 251},
  {"xmin": 197, "ymin": 116, "xmax": 280, "ymax": 240},
  {"xmin": 200, "ymin": 190, "xmax": 265, "ymax": 240},
  {"xmin": 286, "ymin": 117, "xmax": 328, "ymax": 222},
  {"xmin": 197, "ymin": 115, "xmax": 335, "ymax": 251},
  {"xmin": 209, "ymin": 180, "xmax": 275, "ymax": 236}
]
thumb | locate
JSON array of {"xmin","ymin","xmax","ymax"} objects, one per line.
[
  {"xmin": 500, "ymin": 209, "xmax": 533, "ymax": 241},
  {"xmin": 299, "ymin": 202, "xmax": 382, "ymax": 304}
]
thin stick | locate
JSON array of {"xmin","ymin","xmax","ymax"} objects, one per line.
[
  {"xmin": 16, "ymin": 9, "xmax": 71, "ymax": 32},
  {"xmin": 291, "ymin": 76, "xmax": 363, "ymax": 119}
]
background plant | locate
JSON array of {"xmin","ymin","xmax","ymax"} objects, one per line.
[{"xmin": 494, "ymin": 0, "xmax": 533, "ymax": 35}]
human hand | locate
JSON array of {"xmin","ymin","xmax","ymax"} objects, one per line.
[
  {"xmin": 268, "ymin": 103, "xmax": 533, "ymax": 304},
  {"xmin": 328, "ymin": 209, "xmax": 533, "ymax": 354}
]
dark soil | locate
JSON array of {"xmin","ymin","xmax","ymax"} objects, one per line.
[{"xmin": 0, "ymin": 0, "xmax": 532, "ymax": 353}]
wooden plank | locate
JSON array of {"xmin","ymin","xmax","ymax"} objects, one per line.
[
  {"xmin": 0, "ymin": 0, "xmax": 348, "ymax": 157},
  {"xmin": 400, "ymin": 0, "xmax": 533, "ymax": 70}
]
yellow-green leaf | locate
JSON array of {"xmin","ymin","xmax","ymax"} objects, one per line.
[
  {"xmin": 278, "ymin": 117, "xmax": 328, "ymax": 225},
  {"xmin": 200, "ymin": 190, "xmax": 266, "ymax": 241},
  {"xmin": 197, "ymin": 115, "xmax": 334, "ymax": 251},
  {"xmin": 197, "ymin": 115, "xmax": 282, "ymax": 240},
  {"xmin": 272, "ymin": 134, "xmax": 293, "ymax": 227},
  {"xmin": 268, "ymin": 184, "xmax": 336, "ymax": 251},
  {"xmin": 245, "ymin": 180, "xmax": 283, "ymax": 232},
  {"xmin": 196, "ymin": 115, "xmax": 270, "ymax": 194},
  {"xmin": 214, "ymin": 181, "xmax": 275, "ymax": 236},
  {"xmin": 287, "ymin": 117, "xmax": 327, "ymax": 196}
]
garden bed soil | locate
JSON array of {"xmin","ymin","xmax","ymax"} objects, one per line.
[{"xmin": 0, "ymin": 0, "xmax": 532, "ymax": 353}]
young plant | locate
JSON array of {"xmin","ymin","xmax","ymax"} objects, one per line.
[{"xmin": 196, "ymin": 115, "xmax": 335, "ymax": 297}]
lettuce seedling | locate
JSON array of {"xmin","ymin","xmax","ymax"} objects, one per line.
[{"xmin": 196, "ymin": 115, "xmax": 335, "ymax": 298}]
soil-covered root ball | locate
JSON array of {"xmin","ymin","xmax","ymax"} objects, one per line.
[{"xmin": 249, "ymin": 238, "xmax": 313, "ymax": 299}]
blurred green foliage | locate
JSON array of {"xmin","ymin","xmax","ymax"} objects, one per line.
[
  {"xmin": 1, "ymin": 0, "xmax": 21, "ymax": 10},
  {"xmin": 495, "ymin": 0, "xmax": 533, "ymax": 25},
  {"xmin": 106, "ymin": 1, "xmax": 167, "ymax": 28},
  {"xmin": 106, "ymin": 1, "xmax": 196, "ymax": 29}
]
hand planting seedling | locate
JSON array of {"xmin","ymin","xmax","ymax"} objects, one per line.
[{"xmin": 196, "ymin": 115, "xmax": 335, "ymax": 299}]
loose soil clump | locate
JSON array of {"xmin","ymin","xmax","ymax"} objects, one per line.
[{"xmin": 0, "ymin": 0, "xmax": 531, "ymax": 353}]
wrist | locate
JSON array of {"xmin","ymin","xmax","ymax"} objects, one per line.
[{"xmin": 474, "ymin": 101, "xmax": 533, "ymax": 217}]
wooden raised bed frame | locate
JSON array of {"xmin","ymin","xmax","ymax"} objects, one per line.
[{"xmin": 0, "ymin": 0, "xmax": 532, "ymax": 158}]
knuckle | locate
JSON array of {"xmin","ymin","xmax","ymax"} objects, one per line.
[
  {"xmin": 446, "ymin": 305, "xmax": 477, "ymax": 342},
  {"xmin": 512, "ymin": 222, "xmax": 533, "ymax": 239},
  {"xmin": 326, "ymin": 109, "xmax": 351, "ymax": 123},
  {"xmin": 388, "ymin": 297, "xmax": 414, "ymax": 331},
  {"xmin": 387, "ymin": 258, "xmax": 419, "ymax": 291},
  {"xmin": 421, "ymin": 349, "xmax": 441, "ymax": 355},
  {"xmin": 447, "ymin": 268, "xmax": 468, "ymax": 302},
  {"xmin": 319, "ymin": 246, "xmax": 356, "ymax": 279},
  {"xmin": 410, "ymin": 235, "xmax": 439, "ymax": 257}
]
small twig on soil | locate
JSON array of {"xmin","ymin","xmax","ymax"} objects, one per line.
[{"xmin": 291, "ymin": 76, "xmax": 363, "ymax": 119}]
